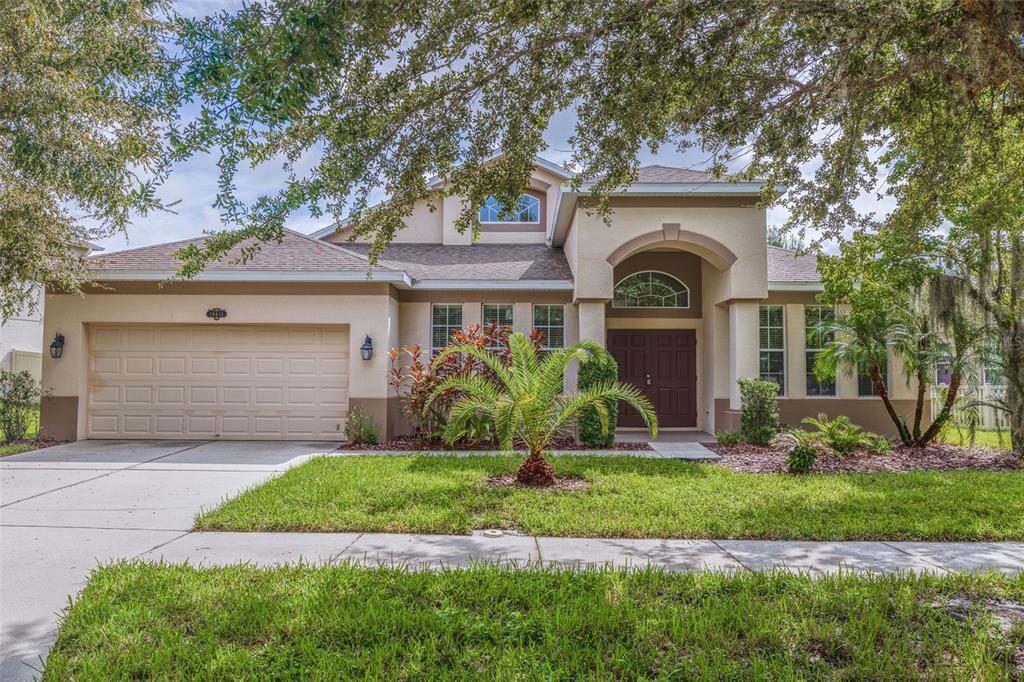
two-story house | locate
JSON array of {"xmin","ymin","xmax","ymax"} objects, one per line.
[{"xmin": 38, "ymin": 158, "xmax": 924, "ymax": 442}]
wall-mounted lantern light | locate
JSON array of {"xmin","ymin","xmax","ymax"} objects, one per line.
[
  {"xmin": 360, "ymin": 335, "xmax": 374, "ymax": 361},
  {"xmin": 50, "ymin": 333, "xmax": 65, "ymax": 359}
]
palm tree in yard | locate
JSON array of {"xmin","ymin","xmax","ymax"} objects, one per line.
[
  {"xmin": 427, "ymin": 332, "xmax": 657, "ymax": 486},
  {"xmin": 813, "ymin": 307, "xmax": 977, "ymax": 447}
]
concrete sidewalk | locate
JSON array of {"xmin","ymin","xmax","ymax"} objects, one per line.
[{"xmin": 142, "ymin": 530, "xmax": 1024, "ymax": 576}]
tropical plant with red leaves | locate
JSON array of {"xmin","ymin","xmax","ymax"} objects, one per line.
[{"xmin": 388, "ymin": 323, "xmax": 543, "ymax": 444}]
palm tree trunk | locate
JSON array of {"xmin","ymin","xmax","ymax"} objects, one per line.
[
  {"xmin": 912, "ymin": 371, "xmax": 926, "ymax": 442},
  {"xmin": 872, "ymin": 365, "xmax": 912, "ymax": 445},
  {"xmin": 918, "ymin": 373, "xmax": 961, "ymax": 446},
  {"xmin": 515, "ymin": 449, "xmax": 555, "ymax": 486}
]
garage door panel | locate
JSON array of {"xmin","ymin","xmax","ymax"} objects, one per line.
[
  {"xmin": 126, "ymin": 386, "xmax": 155, "ymax": 405},
  {"xmin": 124, "ymin": 356, "xmax": 153, "ymax": 374},
  {"xmin": 90, "ymin": 385, "xmax": 120, "ymax": 405},
  {"xmin": 87, "ymin": 324, "xmax": 348, "ymax": 440},
  {"xmin": 123, "ymin": 415, "xmax": 154, "ymax": 434},
  {"xmin": 190, "ymin": 357, "xmax": 219, "ymax": 374}
]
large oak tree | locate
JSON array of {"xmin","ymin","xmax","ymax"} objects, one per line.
[{"xmin": 0, "ymin": 0, "xmax": 173, "ymax": 319}]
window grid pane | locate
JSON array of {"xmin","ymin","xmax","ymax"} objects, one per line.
[
  {"xmin": 804, "ymin": 305, "xmax": 836, "ymax": 396},
  {"xmin": 482, "ymin": 304, "xmax": 514, "ymax": 328},
  {"xmin": 431, "ymin": 304, "xmax": 463, "ymax": 352},
  {"xmin": 759, "ymin": 305, "xmax": 785, "ymax": 393},
  {"xmin": 479, "ymin": 195, "xmax": 540, "ymax": 223},
  {"xmin": 612, "ymin": 271, "xmax": 690, "ymax": 308},
  {"xmin": 533, "ymin": 304, "xmax": 564, "ymax": 349}
]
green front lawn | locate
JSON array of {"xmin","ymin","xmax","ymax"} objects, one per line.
[
  {"xmin": 195, "ymin": 455, "xmax": 1024, "ymax": 540},
  {"xmin": 0, "ymin": 442, "xmax": 37, "ymax": 457},
  {"xmin": 941, "ymin": 427, "xmax": 1013, "ymax": 450},
  {"xmin": 43, "ymin": 562, "xmax": 1024, "ymax": 680}
]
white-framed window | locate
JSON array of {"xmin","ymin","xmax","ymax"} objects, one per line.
[
  {"xmin": 431, "ymin": 304, "xmax": 463, "ymax": 353},
  {"xmin": 482, "ymin": 303, "xmax": 514, "ymax": 330},
  {"xmin": 612, "ymin": 271, "xmax": 690, "ymax": 309},
  {"xmin": 533, "ymin": 304, "xmax": 564, "ymax": 350},
  {"xmin": 759, "ymin": 305, "xmax": 785, "ymax": 393},
  {"xmin": 479, "ymin": 194, "xmax": 540, "ymax": 223},
  {"xmin": 804, "ymin": 305, "xmax": 836, "ymax": 396}
]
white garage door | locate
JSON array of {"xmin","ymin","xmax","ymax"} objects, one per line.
[{"xmin": 86, "ymin": 324, "xmax": 349, "ymax": 440}]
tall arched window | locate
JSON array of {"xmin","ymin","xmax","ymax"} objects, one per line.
[
  {"xmin": 479, "ymin": 194, "xmax": 540, "ymax": 223},
  {"xmin": 612, "ymin": 271, "xmax": 690, "ymax": 308}
]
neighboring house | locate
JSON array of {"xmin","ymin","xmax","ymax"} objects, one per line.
[
  {"xmin": 0, "ymin": 288, "xmax": 44, "ymax": 381},
  {"xmin": 38, "ymin": 158, "xmax": 927, "ymax": 442}
]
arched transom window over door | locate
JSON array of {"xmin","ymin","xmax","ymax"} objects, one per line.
[{"xmin": 612, "ymin": 271, "xmax": 690, "ymax": 308}]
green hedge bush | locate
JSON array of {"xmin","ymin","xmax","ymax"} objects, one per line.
[
  {"xmin": 578, "ymin": 355, "xmax": 619, "ymax": 448},
  {"xmin": 738, "ymin": 378, "xmax": 780, "ymax": 445}
]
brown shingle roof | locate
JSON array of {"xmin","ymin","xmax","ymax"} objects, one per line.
[
  {"xmin": 343, "ymin": 243, "xmax": 572, "ymax": 281},
  {"xmin": 767, "ymin": 245, "xmax": 821, "ymax": 282},
  {"xmin": 634, "ymin": 165, "xmax": 717, "ymax": 183},
  {"xmin": 89, "ymin": 229, "xmax": 384, "ymax": 273}
]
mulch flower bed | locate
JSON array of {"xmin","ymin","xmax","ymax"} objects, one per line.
[
  {"xmin": 341, "ymin": 435, "xmax": 652, "ymax": 452},
  {"xmin": 483, "ymin": 475, "xmax": 591, "ymax": 491},
  {"xmin": 1, "ymin": 437, "xmax": 58, "ymax": 454},
  {"xmin": 704, "ymin": 442, "xmax": 1022, "ymax": 474}
]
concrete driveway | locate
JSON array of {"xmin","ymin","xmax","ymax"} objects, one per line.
[{"xmin": 0, "ymin": 439, "xmax": 340, "ymax": 681}]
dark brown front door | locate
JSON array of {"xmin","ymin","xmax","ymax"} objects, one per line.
[{"xmin": 607, "ymin": 329, "xmax": 697, "ymax": 428}]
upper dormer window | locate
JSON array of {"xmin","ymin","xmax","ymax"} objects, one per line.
[
  {"xmin": 479, "ymin": 194, "xmax": 540, "ymax": 223},
  {"xmin": 612, "ymin": 271, "xmax": 690, "ymax": 308}
]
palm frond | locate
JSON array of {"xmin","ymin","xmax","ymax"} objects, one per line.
[
  {"xmin": 442, "ymin": 396, "xmax": 499, "ymax": 445},
  {"xmin": 431, "ymin": 342, "xmax": 514, "ymax": 389},
  {"xmin": 425, "ymin": 372, "xmax": 501, "ymax": 411},
  {"xmin": 552, "ymin": 380, "xmax": 657, "ymax": 439}
]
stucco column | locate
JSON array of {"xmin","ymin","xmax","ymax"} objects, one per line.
[
  {"xmin": 786, "ymin": 303, "xmax": 806, "ymax": 399},
  {"xmin": 462, "ymin": 301, "xmax": 481, "ymax": 329},
  {"xmin": 512, "ymin": 302, "xmax": 533, "ymax": 335},
  {"xmin": 728, "ymin": 301, "xmax": 760, "ymax": 409},
  {"xmin": 577, "ymin": 299, "xmax": 607, "ymax": 347},
  {"xmin": 835, "ymin": 303, "xmax": 858, "ymax": 398}
]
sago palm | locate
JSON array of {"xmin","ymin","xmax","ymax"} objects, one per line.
[{"xmin": 426, "ymin": 332, "xmax": 657, "ymax": 486}]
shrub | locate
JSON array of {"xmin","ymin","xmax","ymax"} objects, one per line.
[
  {"xmin": 801, "ymin": 413, "xmax": 872, "ymax": 456},
  {"xmin": 388, "ymin": 324, "xmax": 543, "ymax": 442},
  {"xmin": 770, "ymin": 429, "xmax": 835, "ymax": 474},
  {"xmin": 869, "ymin": 434, "xmax": 893, "ymax": 454},
  {"xmin": 801, "ymin": 413, "xmax": 892, "ymax": 457},
  {"xmin": 738, "ymin": 378, "xmax": 779, "ymax": 445},
  {"xmin": 0, "ymin": 370, "xmax": 41, "ymax": 442},
  {"xmin": 343, "ymin": 407, "xmax": 379, "ymax": 445},
  {"xmin": 577, "ymin": 354, "xmax": 619, "ymax": 448},
  {"xmin": 715, "ymin": 430, "xmax": 742, "ymax": 445}
]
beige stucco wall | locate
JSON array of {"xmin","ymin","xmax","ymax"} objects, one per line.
[
  {"xmin": 327, "ymin": 166, "xmax": 567, "ymax": 248},
  {"xmin": 325, "ymin": 197, "xmax": 444, "ymax": 245},
  {"xmin": 395, "ymin": 297, "xmax": 572, "ymax": 355},
  {"xmin": 41, "ymin": 287, "xmax": 398, "ymax": 441},
  {"xmin": 565, "ymin": 199, "xmax": 767, "ymax": 303}
]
